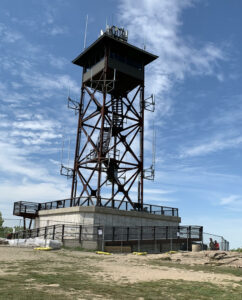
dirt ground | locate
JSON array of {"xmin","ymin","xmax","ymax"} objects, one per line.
[
  {"xmin": 96, "ymin": 251, "xmax": 242, "ymax": 285},
  {"xmin": 0, "ymin": 246, "xmax": 241, "ymax": 284},
  {"xmin": 0, "ymin": 246, "xmax": 241, "ymax": 299}
]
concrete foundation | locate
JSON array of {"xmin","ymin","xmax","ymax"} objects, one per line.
[
  {"xmin": 33, "ymin": 206, "xmax": 181, "ymax": 252},
  {"xmin": 35, "ymin": 206, "xmax": 181, "ymax": 228}
]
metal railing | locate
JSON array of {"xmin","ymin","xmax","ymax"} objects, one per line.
[
  {"xmin": 13, "ymin": 197, "xmax": 179, "ymax": 218},
  {"xmin": 12, "ymin": 224, "xmax": 202, "ymax": 246},
  {"xmin": 13, "ymin": 202, "xmax": 39, "ymax": 217}
]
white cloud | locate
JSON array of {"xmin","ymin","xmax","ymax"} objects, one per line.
[
  {"xmin": 49, "ymin": 26, "xmax": 68, "ymax": 36},
  {"xmin": 0, "ymin": 182, "xmax": 69, "ymax": 203},
  {"xmin": 40, "ymin": 5, "xmax": 68, "ymax": 36},
  {"xmin": 48, "ymin": 54, "xmax": 68, "ymax": 69},
  {"xmin": 220, "ymin": 195, "xmax": 242, "ymax": 212},
  {"xmin": 118, "ymin": 0, "xmax": 226, "ymax": 112},
  {"xmin": 180, "ymin": 135, "xmax": 242, "ymax": 158},
  {"xmin": 20, "ymin": 71, "xmax": 79, "ymax": 95},
  {"xmin": 0, "ymin": 141, "xmax": 59, "ymax": 182},
  {"xmin": 11, "ymin": 130, "xmax": 62, "ymax": 145},
  {"xmin": 118, "ymin": 0, "xmax": 227, "ymax": 170},
  {"xmin": 12, "ymin": 119, "xmax": 60, "ymax": 131},
  {"xmin": 0, "ymin": 181, "xmax": 70, "ymax": 219},
  {"xmin": 220, "ymin": 195, "xmax": 239, "ymax": 205},
  {"xmin": 0, "ymin": 23, "xmax": 22, "ymax": 43},
  {"xmin": 144, "ymin": 188, "xmax": 173, "ymax": 195},
  {"xmin": 11, "ymin": 82, "xmax": 23, "ymax": 89}
]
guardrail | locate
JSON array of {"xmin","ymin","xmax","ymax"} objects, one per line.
[
  {"xmin": 13, "ymin": 202, "xmax": 39, "ymax": 218},
  {"xmin": 12, "ymin": 224, "xmax": 202, "ymax": 243},
  {"xmin": 13, "ymin": 197, "xmax": 179, "ymax": 218}
]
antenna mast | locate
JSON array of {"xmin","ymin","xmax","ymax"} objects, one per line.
[{"xmin": 84, "ymin": 15, "xmax": 88, "ymax": 49}]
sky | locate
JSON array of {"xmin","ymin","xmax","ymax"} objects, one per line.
[{"xmin": 0, "ymin": 0, "xmax": 241, "ymax": 248}]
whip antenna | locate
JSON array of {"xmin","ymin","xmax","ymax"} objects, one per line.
[{"xmin": 84, "ymin": 14, "xmax": 88, "ymax": 49}]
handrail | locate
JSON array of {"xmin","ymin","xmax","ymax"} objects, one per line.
[
  {"xmin": 12, "ymin": 224, "xmax": 202, "ymax": 241},
  {"xmin": 13, "ymin": 197, "xmax": 179, "ymax": 217}
]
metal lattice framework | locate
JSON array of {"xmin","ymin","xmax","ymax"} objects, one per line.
[{"xmin": 70, "ymin": 64, "xmax": 145, "ymax": 209}]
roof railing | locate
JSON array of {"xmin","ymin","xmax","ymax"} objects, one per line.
[{"xmin": 13, "ymin": 197, "xmax": 179, "ymax": 217}]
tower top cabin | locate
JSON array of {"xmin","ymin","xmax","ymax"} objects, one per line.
[{"xmin": 72, "ymin": 25, "xmax": 158, "ymax": 96}]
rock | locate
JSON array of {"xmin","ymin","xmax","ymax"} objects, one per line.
[{"xmin": 208, "ymin": 252, "xmax": 227, "ymax": 260}]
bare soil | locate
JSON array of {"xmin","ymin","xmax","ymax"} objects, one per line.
[
  {"xmin": 0, "ymin": 246, "xmax": 241, "ymax": 299},
  {"xmin": 1, "ymin": 247, "xmax": 241, "ymax": 283}
]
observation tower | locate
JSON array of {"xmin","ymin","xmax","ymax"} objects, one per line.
[
  {"xmin": 68, "ymin": 25, "xmax": 157, "ymax": 209},
  {"xmin": 12, "ymin": 26, "xmax": 191, "ymax": 253}
]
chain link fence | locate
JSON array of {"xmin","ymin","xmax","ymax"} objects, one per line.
[{"xmin": 203, "ymin": 232, "xmax": 229, "ymax": 251}]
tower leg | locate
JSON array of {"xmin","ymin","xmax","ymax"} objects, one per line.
[
  {"xmin": 139, "ymin": 84, "xmax": 144, "ymax": 209},
  {"xmin": 71, "ymin": 87, "xmax": 85, "ymax": 206}
]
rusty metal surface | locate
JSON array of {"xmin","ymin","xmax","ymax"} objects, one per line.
[{"xmin": 70, "ymin": 35, "xmax": 157, "ymax": 210}]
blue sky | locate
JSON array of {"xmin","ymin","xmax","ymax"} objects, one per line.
[{"xmin": 0, "ymin": 0, "xmax": 241, "ymax": 248}]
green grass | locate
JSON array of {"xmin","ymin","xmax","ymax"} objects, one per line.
[
  {"xmin": 231, "ymin": 248, "xmax": 242, "ymax": 253},
  {"xmin": 0, "ymin": 250, "xmax": 241, "ymax": 299},
  {"xmin": 0, "ymin": 270, "xmax": 241, "ymax": 300}
]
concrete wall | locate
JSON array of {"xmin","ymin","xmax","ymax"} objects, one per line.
[
  {"xmin": 31, "ymin": 206, "xmax": 183, "ymax": 252},
  {"xmin": 35, "ymin": 206, "xmax": 181, "ymax": 229}
]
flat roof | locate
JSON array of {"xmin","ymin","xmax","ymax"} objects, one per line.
[{"xmin": 72, "ymin": 33, "xmax": 158, "ymax": 67}]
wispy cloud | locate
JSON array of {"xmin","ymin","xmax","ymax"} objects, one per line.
[
  {"xmin": 0, "ymin": 180, "xmax": 70, "ymax": 218},
  {"xmin": 0, "ymin": 23, "xmax": 22, "ymax": 43},
  {"xmin": 220, "ymin": 195, "xmax": 242, "ymax": 212},
  {"xmin": 11, "ymin": 130, "xmax": 62, "ymax": 145},
  {"xmin": 118, "ymin": 0, "xmax": 226, "ymax": 102},
  {"xmin": 20, "ymin": 71, "xmax": 79, "ymax": 95},
  {"xmin": 49, "ymin": 26, "xmax": 68, "ymax": 36},
  {"xmin": 180, "ymin": 135, "xmax": 242, "ymax": 158},
  {"xmin": 12, "ymin": 119, "xmax": 60, "ymax": 131},
  {"xmin": 144, "ymin": 188, "xmax": 173, "ymax": 195},
  {"xmin": 0, "ymin": 141, "xmax": 52, "ymax": 181},
  {"xmin": 41, "ymin": 4, "xmax": 69, "ymax": 36},
  {"xmin": 48, "ymin": 54, "xmax": 68, "ymax": 69},
  {"xmin": 118, "ymin": 0, "xmax": 227, "ymax": 164}
]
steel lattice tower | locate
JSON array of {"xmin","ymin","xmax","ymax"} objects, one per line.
[{"xmin": 69, "ymin": 26, "xmax": 157, "ymax": 210}]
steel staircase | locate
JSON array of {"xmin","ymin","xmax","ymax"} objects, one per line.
[
  {"xmin": 87, "ymin": 98, "xmax": 124, "ymax": 185},
  {"xmin": 112, "ymin": 97, "xmax": 123, "ymax": 131}
]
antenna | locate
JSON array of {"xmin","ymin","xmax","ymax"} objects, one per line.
[
  {"xmin": 84, "ymin": 14, "xmax": 88, "ymax": 49},
  {"xmin": 60, "ymin": 135, "xmax": 74, "ymax": 179},
  {"xmin": 143, "ymin": 35, "xmax": 146, "ymax": 50},
  {"xmin": 143, "ymin": 122, "xmax": 156, "ymax": 181},
  {"xmin": 152, "ymin": 121, "xmax": 156, "ymax": 171},
  {"xmin": 68, "ymin": 85, "xmax": 70, "ymax": 98},
  {"xmin": 144, "ymin": 94, "xmax": 155, "ymax": 112},
  {"xmin": 60, "ymin": 136, "xmax": 65, "ymax": 166},
  {"xmin": 67, "ymin": 85, "xmax": 81, "ymax": 113},
  {"xmin": 67, "ymin": 137, "xmax": 71, "ymax": 167}
]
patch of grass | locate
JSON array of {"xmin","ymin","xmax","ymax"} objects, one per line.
[
  {"xmin": 149, "ymin": 259, "xmax": 242, "ymax": 277},
  {"xmin": 2, "ymin": 272, "xmax": 241, "ymax": 300},
  {"xmin": 0, "ymin": 275, "xmax": 67, "ymax": 300},
  {"xmin": 1, "ymin": 251, "xmax": 242, "ymax": 299}
]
